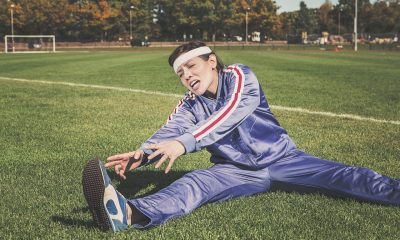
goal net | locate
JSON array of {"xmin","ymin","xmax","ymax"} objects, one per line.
[{"xmin": 4, "ymin": 35, "xmax": 56, "ymax": 53}]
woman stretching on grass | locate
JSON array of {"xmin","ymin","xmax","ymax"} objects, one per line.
[{"xmin": 82, "ymin": 41, "xmax": 399, "ymax": 232}]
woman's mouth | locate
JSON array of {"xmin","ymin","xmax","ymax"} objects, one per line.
[{"xmin": 190, "ymin": 80, "xmax": 200, "ymax": 90}]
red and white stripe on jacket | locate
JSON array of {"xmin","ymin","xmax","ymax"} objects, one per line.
[
  {"xmin": 166, "ymin": 65, "xmax": 245, "ymax": 141},
  {"xmin": 192, "ymin": 66, "xmax": 245, "ymax": 141}
]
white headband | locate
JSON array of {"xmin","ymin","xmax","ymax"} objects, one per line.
[{"xmin": 173, "ymin": 46, "xmax": 212, "ymax": 73}]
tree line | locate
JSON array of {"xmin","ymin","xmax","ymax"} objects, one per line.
[{"xmin": 1, "ymin": 0, "xmax": 399, "ymax": 42}]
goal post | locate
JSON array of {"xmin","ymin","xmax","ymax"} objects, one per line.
[{"xmin": 4, "ymin": 35, "xmax": 56, "ymax": 53}]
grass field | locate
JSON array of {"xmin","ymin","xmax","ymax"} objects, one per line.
[{"xmin": 0, "ymin": 48, "xmax": 399, "ymax": 239}]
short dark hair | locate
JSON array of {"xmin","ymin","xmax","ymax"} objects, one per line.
[{"xmin": 168, "ymin": 41, "xmax": 224, "ymax": 72}]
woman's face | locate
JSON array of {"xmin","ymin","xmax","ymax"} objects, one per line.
[{"xmin": 176, "ymin": 55, "xmax": 218, "ymax": 97}]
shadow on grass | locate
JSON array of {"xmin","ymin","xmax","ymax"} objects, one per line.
[
  {"xmin": 52, "ymin": 169, "xmax": 189, "ymax": 230},
  {"xmin": 71, "ymin": 206, "xmax": 90, "ymax": 213},
  {"xmin": 112, "ymin": 169, "xmax": 189, "ymax": 198}
]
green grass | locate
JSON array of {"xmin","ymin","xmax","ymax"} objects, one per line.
[{"xmin": 0, "ymin": 49, "xmax": 399, "ymax": 239}]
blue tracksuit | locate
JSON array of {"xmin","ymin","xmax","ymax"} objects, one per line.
[{"xmin": 129, "ymin": 64, "xmax": 399, "ymax": 229}]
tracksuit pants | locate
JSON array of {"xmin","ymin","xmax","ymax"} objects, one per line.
[{"xmin": 128, "ymin": 149, "xmax": 400, "ymax": 229}]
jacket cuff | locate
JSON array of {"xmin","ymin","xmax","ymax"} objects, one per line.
[{"xmin": 175, "ymin": 133, "xmax": 196, "ymax": 153}]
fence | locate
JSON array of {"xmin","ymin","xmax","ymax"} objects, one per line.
[{"xmin": 1, "ymin": 41, "xmax": 399, "ymax": 52}]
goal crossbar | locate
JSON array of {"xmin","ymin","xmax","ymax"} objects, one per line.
[{"xmin": 4, "ymin": 35, "xmax": 56, "ymax": 53}]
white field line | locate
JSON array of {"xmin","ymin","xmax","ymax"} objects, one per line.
[
  {"xmin": 1, "ymin": 76, "xmax": 399, "ymax": 126},
  {"xmin": 0, "ymin": 76, "xmax": 181, "ymax": 98}
]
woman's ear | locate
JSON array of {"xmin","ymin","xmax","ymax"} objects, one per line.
[{"xmin": 208, "ymin": 54, "xmax": 217, "ymax": 69}]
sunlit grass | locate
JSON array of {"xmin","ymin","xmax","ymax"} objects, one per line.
[{"xmin": 0, "ymin": 49, "xmax": 399, "ymax": 239}]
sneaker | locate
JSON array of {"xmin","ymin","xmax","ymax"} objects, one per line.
[{"xmin": 82, "ymin": 159, "xmax": 129, "ymax": 232}]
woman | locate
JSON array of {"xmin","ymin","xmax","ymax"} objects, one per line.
[{"xmin": 82, "ymin": 41, "xmax": 399, "ymax": 232}]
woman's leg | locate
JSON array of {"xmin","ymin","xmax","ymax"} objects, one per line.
[
  {"xmin": 128, "ymin": 164, "xmax": 271, "ymax": 228},
  {"xmin": 268, "ymin": 150, "xmax": 400, "ymax": 205}
]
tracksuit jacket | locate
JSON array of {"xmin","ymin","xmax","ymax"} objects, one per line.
[{"xmin": 140, "ymin": 64, "xmax": 296, "ymax": 168}]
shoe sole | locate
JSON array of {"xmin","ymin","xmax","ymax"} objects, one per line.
[{"xmin": 82, "ymin": 159, "xmax": 113, "ymax": 231}]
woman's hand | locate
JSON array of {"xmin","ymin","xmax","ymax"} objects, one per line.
[
  {"xmin": 146, "ymin": 140, "xmax": 185, "ymax": 174},
  {"xmin": 105, "ymin": 150, "xmax": 144, "ymax": 180}
]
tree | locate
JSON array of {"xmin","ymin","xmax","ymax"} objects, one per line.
[
  {"xmin": 363, "ymin": 0, "xmax": 400, "ymax": 34},
  {"xmin": 336, "ymin": 0, "xmax": 370, "ymax": 34},
  {"xmin": 212, "ymin": 0, "xmax": 237, "ymax": 40},
  {"xmin": 130, "ymin": 0, "xmax": 157, "ymax": 40},
  {"xmin": 0, "ymin": 2, "xmax": 24, "ymax": 37},
  {"xmin": 75, "ymin": 0, "xmax": 119, "ymax": 41},
  {"xmin": 318, "ymin": 0, "xmax": 335, "ymax": 34},
  {"xmin": 1, "ymin": 0, "xmax": 70, "ymax": 37},
  {"xmin": 2, "ymin": 0, "xmax": 399, "ymax": 42},
  {"xmin": 156, "ymin": 0, "xmax": 183, "ymax": 40},
  {"xmin": 279, "ymin": 11, "xmax": 299, "ymax": 37},
  {"xmin": 295, "ymin": 1, "xmax": 318, "ymax": 35},
  {"xmin": 227, "ymin": 0, "xmax": 280, "ymax": 41},
  {"xmin": 157, "ymin": 0, "xmax": 229, "ymax": 41},
  {"xmin": 248, "ymin": 0, "xmax": 280, "ymax": 41},
  {"xmin": 359, "ymin": 0, "xmax": 374, "ymax": 34}
]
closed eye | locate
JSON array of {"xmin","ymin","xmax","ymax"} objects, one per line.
[{"xmin": 177, "ymin": 70, "xmax": 183, "ymax": 78}]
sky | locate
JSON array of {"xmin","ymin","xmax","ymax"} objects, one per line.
[{"xmin": 275, "ymin": 0, "xmax": 339, "ymax": 12}]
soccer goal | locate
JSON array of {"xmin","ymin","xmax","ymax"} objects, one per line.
[{"xmin": 4, "ymin": 35, "xmax": 56, "ymax": 53}]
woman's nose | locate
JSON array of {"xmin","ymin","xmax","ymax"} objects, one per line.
[{"xmin": 183, "ymin": 68, "xmax": 192, "ymax": 81}]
